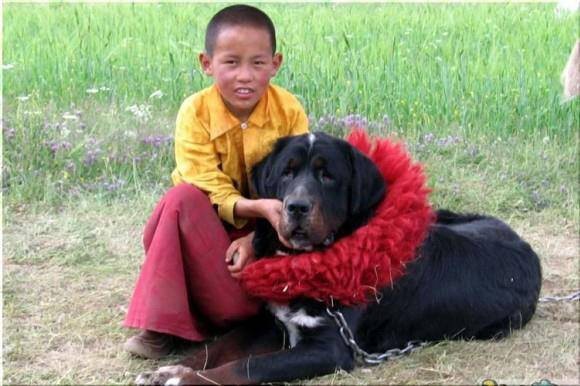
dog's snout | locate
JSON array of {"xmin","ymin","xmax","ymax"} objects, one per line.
[{"xmin": 285, "ymin": 199, "xmax": 312, "ymax": 217}]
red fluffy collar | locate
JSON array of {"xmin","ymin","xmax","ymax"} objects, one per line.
[{"xmin": 241, "ymin": 129, "xmax": 434, "ymax": 306}]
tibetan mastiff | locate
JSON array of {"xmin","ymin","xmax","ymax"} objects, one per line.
[{"xmin": 136, "ymin": 132, "xmax": 542, "ymax": 385}]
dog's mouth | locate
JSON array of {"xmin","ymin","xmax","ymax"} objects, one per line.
[
  {"xmin": 286, "ymin": 227, "xmax": 335, "ymax": 252},
  {"xmin": 288, "ymin": 227, "xmax": 313, "ymax": 251}
]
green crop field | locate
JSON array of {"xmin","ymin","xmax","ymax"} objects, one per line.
[
  {"xmin": 3, "ymin": 3, "xmax": 578, "ymax": 131},
  {"xmin": 2, "ymin": 3, "xmax": 579, "ymax": 385},
  {"xmin": 2, "ymin": 3, "xmax": 578, "ymax": 205}
]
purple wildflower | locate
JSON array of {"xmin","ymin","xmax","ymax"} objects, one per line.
[
  {"xmin": 382, "ymin": 115, "xmax": 391, "ymax": 127},
  {"xmin": 84, "ymin": 149, "xmax": 101, "ymax": 166},
  {"xmin": 435, "ymin": 135, "xmax": 462, "ymax": 148},
  {"xmin": 101, "ymin": 178, "xmax": 126, "ymax": 192},
  {"xmin": 423, "ymin": 133, "xmax": 435, "ymax": 143},
  {"xmin": 141, "ymin": 135, "xmax": 172, "ymax": 148},
  {"xmin": 84, "ymin": 138, "xmax": 102, "ymax": 166},
  {"xmin": 65, "ymin": 160, "xmax": 76, "ymax": 173},
  {"xmin": 466, "ymin": 145, "xmax": 479, "ymax": 158},
  {"xmin": 44, "ymin": 140, "xmax": 72, "ymax": 154}
]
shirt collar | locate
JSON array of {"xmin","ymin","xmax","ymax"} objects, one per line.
[{"xmin": 208, "ymin": 85, "xmax": 270, "ymax": 140}]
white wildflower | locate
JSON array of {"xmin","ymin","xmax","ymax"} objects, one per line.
[
  {"xmin": 100, "ymin": 86, "xmax": 111, "ymax": 92},
  {"xmin": 62, "ymin": 112, "xmax": 79, "ymax": 121},
  {"xmin": 125, "ymin": 104, "xmax": 152, "ymax": 123},
  {"xmin": 17, "ymin": 95, "xmax": 30, "ymax": 102},
  {"xmin": 542, "ymin": 136, "xmax": 550, "ymax": 144},
  {"xmin": 124, "ymin": 130, "xmax": 137, "ymax": 139},
  {"xmin": 86, "ymin": 88, "xmax": 99, "ymax": 94},
  {"xmin": 149, "ymin": 90, "xmax": 164, "ymax": 99},
  {"xmin": 2, "ymin": 63, "xmax": 15, "ymax": 70}
]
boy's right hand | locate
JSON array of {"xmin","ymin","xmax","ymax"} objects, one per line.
[
  {"xmin": 234, "ymin": 197, "xmax": 293, "ymax": 249},
  {"xmin": 255, "ymin": 199, "xmax": 292, "ymax": 249}
]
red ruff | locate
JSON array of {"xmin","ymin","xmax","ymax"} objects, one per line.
[{"xmin": 241, "ymin": 129, "xmax": 434, "ymax": 305}]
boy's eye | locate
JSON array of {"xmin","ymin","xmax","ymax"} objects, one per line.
[{"xmin": 254, "ymin": 61, "xmax": 265, "ymax": 65}]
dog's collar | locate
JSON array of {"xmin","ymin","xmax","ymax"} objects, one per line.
[{"xmin": 242, "ymin": 129, "xmax": 434, "ymax": 306}]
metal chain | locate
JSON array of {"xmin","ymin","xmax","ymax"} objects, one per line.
[
  {"xmin": 539, "ymin": 290, "xmax": 580, "ymax": 303},
  {"xmin": 326, "ymin": 290, "xmax": 579, "ymax": 365},
  {"xmin": 325, "ymin": 308, "xmax": 429, "ymax": 365}
]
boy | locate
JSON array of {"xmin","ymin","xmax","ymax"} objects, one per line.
[{"xmin": 123, "ymin": 4, "xmax": 309, "ymax": 359}]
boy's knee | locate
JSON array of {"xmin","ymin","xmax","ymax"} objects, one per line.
[
  {"xmin": 164, "ymin": 184, "xmax": 210, "ymax": 211},
  {"xmin": 210, "ymin": 301, "xmax": 261, "ymax": 328}
]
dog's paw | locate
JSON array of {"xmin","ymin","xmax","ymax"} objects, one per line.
[{"xmin": 135, "ymin": 365, "xmax": 195, "ymax": 386}]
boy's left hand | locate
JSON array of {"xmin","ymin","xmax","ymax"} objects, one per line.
[{"xmin": 226, "ymin": 231, "xmax": 256, "ymax": 279}]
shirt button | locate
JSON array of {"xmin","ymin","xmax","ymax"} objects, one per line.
[{"xmin": 241, "ymin": 122, "xmax": 248, "ymax": 129}]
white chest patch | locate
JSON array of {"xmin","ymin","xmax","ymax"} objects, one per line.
[
  {"xmin": 308, "ymin": 133, "xmax": 317, "ymax": 148},
  {"xmin": 268, "ymin": 303, "xmax": 325, "ymax": 348}
]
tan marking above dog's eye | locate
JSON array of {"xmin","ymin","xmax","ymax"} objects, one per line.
[
  {"xmin": 288, "ymin": 158, "xmax": 299, "ymax": 169},
  {"xmin": 312, "ymin": 157, "xmax": 326, "ymax": 169}
]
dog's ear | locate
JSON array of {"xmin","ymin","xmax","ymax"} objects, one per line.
[
  {"xmin": 251, "ymin": 137, "xmax": 296, "ymax": 257},
  {"xmin": 251, "ymin": 136, "xmax": 293, "ymax": 198},
  {"xmin": 349, "ymin": 146, "xmax": 386, "ymax": 219}
]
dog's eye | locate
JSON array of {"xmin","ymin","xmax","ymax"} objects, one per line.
[
  {"xmin": 320, "ymin": 170, "xmax": 333, "ymax": 183},
  {"xmin": 282, "ymin": 168, "xmax": 294, "ymax": 178}
]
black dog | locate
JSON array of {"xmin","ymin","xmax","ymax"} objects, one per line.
[{"xmin": 136, "ymin": 132, "xmax": 542, "ymax": 385}]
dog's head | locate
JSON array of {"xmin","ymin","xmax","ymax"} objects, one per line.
[{"xmin": 251, "ymin": 132, "xmax": 386, "ymax": 252}]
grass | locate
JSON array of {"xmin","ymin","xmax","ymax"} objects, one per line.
[
  {"xmin": 3, "ymin": 195, "xmax": 578, "ymax": 384},
  {"xmin": 2, "ymin": 2, "xmax": 579, "ymax": 385},
  {"xmin": 3, "ymin": 3, "xmax": 579, "ymax": 135}
]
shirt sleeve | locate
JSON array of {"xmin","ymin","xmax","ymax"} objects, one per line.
[{"xmin": 173, "ymin": 100, "xmax": 247, "ymax": 228}]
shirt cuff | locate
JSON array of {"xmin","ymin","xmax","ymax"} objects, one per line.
[{"xmin": 220, "ymin": 194, "xmax": 248, "ymax": 229}]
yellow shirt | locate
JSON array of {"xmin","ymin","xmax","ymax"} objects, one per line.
[{"xmin": 171, "ymin": 84, "xmax": 309, "ymax": 228}]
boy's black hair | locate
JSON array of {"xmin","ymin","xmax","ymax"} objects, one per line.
[{"xmin": 205, "ymin": 4, "xmax": 276, "ymax": 56}]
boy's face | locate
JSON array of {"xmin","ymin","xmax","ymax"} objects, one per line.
[{"xmin": 200, "ymin": 25, "xmax": 282, "ymax": 122}]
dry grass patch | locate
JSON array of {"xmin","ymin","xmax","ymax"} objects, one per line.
[{"xmin": 3, "ymin": 200, "xmax": 579, "ymax": 384}]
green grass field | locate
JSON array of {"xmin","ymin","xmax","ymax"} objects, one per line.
[
  {"xmin": 2, "ymin": 3, "xmax": 578, "ymax": 205},
  {"xmin": 2, "ymin": 3, "xmax": 579, "ymax": 385}
]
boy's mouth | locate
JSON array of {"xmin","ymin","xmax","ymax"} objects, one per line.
[{"xmin": 235, "ymin": 88, "xmax": 254, "ymax": 98}]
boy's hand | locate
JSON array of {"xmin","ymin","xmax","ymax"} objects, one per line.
[
  {"xmin": 226, "ymin": 232, "xmax": 256, "ymax": 279},
  {"xmin": 255, "ymin": 199, "xmax": 292, "ymax": 249},
  {"xmin": 234, "ymin": 198, "xmax": 293, "ymax": 249}
]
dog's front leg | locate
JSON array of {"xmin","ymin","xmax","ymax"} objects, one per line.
[
  {"xmin": 177, "ymin": 313, "xmax": 283, "ymax": 371},
  {"xmin": 135, "ymin": 314, "xmax": 284, "ymax": 385},
  {"xmin": 172, "ymin": 338, "xmax": 355, "ymax": 385}
]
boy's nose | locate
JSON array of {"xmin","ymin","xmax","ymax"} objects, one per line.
[{"xmin": 236, "ymin": 65, "xmax": 253, "ymax": 82}]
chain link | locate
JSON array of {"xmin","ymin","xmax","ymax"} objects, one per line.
[
  {"xmin": 326, "ymin": 290, "xmax": 579, "ymax": 365},
  {"xmin": 539, "ymin": 290, "xmax": 580, "ymax": 303},
  {"xmin": 325, "ymin": 308, "xmax": 429, "ymax": 365}
]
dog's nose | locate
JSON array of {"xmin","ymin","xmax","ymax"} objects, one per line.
[{"xmin": 285, "ymin": 199, "xmax": 312, "ymax": 217}]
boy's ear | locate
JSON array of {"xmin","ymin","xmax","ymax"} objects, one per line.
[
  {"xmin": 199, "ymin": 52, "xmax": 213, "ymax": 76},
  {"xmin": 270, "ymin": 53, "xmax": 283, "ymax": 77}
]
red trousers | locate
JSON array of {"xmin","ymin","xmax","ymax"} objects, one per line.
[{"xmin": 123, "ymin": 184, "xmax": 261, "ymax": 341}]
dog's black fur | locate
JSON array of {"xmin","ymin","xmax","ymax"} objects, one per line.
[{"xmin": 136, "ymin": 132, "xmax": 542, "ymax": 385}]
